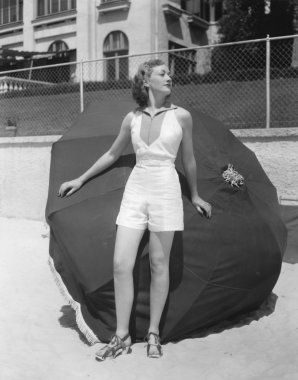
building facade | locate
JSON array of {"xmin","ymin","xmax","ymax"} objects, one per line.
[{"xmin": 0, "ymin": 0, "xmax": 223, "ymax": 79}]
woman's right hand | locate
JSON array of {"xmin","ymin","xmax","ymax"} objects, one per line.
[{"xmin": 57, "ymin": 178, "xmax": 84, "ymax": 198}]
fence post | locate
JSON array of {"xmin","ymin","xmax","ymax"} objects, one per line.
[
  {"xmin": 266, "ymin": 35, "xmax": 271, "ymax": 129},
  {"xmin": 79, "ymin": 60, "xmax": 84, "ymax": 113}
]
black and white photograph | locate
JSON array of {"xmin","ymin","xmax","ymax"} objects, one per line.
[{"xmin": 0, "ymin": 1, "xmax": 297, "ymax": 379}]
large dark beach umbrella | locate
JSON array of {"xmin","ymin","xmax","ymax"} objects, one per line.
[{"xmin": 46, "ymin": 99, "xmax": 287, "ymax": 344}]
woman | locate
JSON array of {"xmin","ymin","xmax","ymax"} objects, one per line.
[{"xmin": 58, "ymin": 59, "xmax": 212, "ymax": 360}]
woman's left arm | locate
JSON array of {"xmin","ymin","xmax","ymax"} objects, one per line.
[{"xmin": 176, "ymin": 108, "xmax": 212, "ymax": 218}]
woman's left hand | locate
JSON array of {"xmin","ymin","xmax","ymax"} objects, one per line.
[{"xmin": 192, "ymin": 196, "xmax": 212, "ymax": 219}]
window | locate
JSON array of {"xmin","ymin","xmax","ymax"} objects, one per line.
[
  {"xmin": 169, "ymin": 41, "xmax": 196, "ymax": 76},
  {"xmin": 101, "ymin": 0, "xmax": 128, "ymax": 3},
  {"xmin": 181, "ymin": 0, "xmax": 210, "ymax": 21},
  {"xmin": 48, "ymin": 40, "xmax": 69, "ymax": 53},
  {"xmin": 214, "ymin": 0, "xmax": 223, "ymax": 21},
  {"xmin": 0, "ymin": 0, "xmax": 23, "ymax": 25},
  {"xmin": 103, "ymin": 31, "xmax": 129, "ymax": 80},
  {"xmin": 97, "ymin": 0, "xmax": 130, "ymax": 14},
  {"xmin": 37, "ymin": 0, "xmax": 76, "ymax": 17},
  {"xmin": 199, "ymin": 0, "xmax": 209, "ymax": 21},
  {"xmin": 45, "ymin": 40, "xmax": 71, "ymax": 83}
]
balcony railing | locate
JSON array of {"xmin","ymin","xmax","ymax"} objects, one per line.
[
  {"xmin": 0, "ymin": 76, "xmax": 53, "ymax": 93},
  {"xmin": 162, "ymin": 2, "xmax": 209, "ymax": 29},
  {"xmin": 186, "ymin": 14, "xmax": 209, "ymax": 29},
  {"xmin": 97, "ymin": 0, "xmax": 130, "ymax": 14}
]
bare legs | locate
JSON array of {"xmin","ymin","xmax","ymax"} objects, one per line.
[
  {"xmin": 147, "ymin": 230, "xmax": 174, "ymax": 356},
  {"xmin": 113, "ymin": 226, "xmax": 145, "ymax": 339},
  {"xmin": 148, "ymin": 231, "xmax": 174, "ymax": 333},
  {"xmin": 95, "ymin": 226, "xmax": 144, "ymax": 360},
  {"xmin": 97, "ymin": 226, "xmax": 175, "ymax": 359}
]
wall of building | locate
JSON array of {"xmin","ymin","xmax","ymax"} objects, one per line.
[
  {"xmin": 76, "ymin": 0, "xmax": 96, "ymax": 62},
  {"xmin": 22, "ymin": 0, "xmax": 35, "ymax": 51},
  {"xmin": 95, "ymin": 0, "xmax": 154, "ymax": 80},
  {"xmin": 0, "ymin": 29, "xmax": 23, "ymax": 49},
  {"xmin": 0, "ymin": 2, "xmax": 78, "ymax": 52},
  {"xmin": 0, "ymin": 129, "xmax": 297, "ymax": 221},
  {"xmin": 0, "ymin": 0, "xmax": 220, "ymax": 72},
  {"xmin": 0, "ymin": 136, "xmax": 54, "ymax": 221},
  {"xmin": 232, "ymin": 129, "xmax": 298, "ymax": 203}
]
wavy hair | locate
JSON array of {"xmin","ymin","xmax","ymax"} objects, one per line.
[{"xmin": 132, "ymin": 59, "xmax": 166, "ymax": 107}]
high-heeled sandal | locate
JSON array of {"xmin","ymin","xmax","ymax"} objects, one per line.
[
  {"xmin": 95, "ymin": 333, "xmax": 132, "ymax": 361},
  {"xmin": 145, "ymin": 332, "xmax": 163, "ymax": 358}
]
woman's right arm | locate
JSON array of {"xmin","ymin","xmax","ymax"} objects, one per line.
[{"xmin": 58, "ymin": 111, "xmax": 134, "ymax": 197}]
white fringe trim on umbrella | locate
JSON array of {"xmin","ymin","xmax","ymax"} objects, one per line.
[{"xmin": 48, "ymin": 256, "xmax": 100, "ymax": 345}]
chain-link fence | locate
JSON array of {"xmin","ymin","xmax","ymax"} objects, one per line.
[{"xmin": 1, "ymin": 35, "xmax": 298, "ymax": 136}]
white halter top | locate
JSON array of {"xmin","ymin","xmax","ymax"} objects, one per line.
[{"xmin": 130, "ymin": 107, "xmax": 183, "ymax": 165}]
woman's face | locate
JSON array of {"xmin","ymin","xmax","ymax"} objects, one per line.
[{"xmin": 146, "ymin": 65, "xmax": 172, "ymax": 95}]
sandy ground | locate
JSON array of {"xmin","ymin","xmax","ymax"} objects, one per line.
[{"xmin": 0, "ymin": 217, "xmax": 297, "ymax": 380}]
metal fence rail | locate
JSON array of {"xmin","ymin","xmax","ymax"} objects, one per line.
[{"xmin": 0, "ymin": 35, "xmax": 297, "ymax": 136}]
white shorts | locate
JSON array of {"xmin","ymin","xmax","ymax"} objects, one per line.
[{"xmin": 116, "ymin": 161, "xmax": 184, "ymax": 232}]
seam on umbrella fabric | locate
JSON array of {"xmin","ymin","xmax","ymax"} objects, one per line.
[
  {"xmin": 55, "ymin": 135, "xmax": 116, "ymax": 144},
  {"xmin": 47, "ymin": 189, "xmax": 125, "ymax": 220},
  {"xmin": 246, "ymin": 187, "xmax": 287, "ymax": 252},
  {"xmin": 207, "ymin": 281, "xmax": 250, "ymax": 291},
  {"xmin": 183, "ymin": 264, "xmax": 250, "ymax": 291},
  {"xmin": 247, "ymin": 185, "xmax": 281, "ymax": 217},
  {"xmin": 166, "ymin": 265, "xmax": 249, "ymax": 341}
]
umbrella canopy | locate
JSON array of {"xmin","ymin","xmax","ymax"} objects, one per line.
[{"xmin": 46, "ymin": 99, "xmax": 287, "ymax": 344}]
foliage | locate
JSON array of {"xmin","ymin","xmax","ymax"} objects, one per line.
[
  {"xmin": 266, "ymin": 0, "xmax": 295, "ymax": 37},
  {"xmin": 218, "ymin": 0, "xmax": 295, "ymax": 42},
  {"xmin": 218, "ymin": 0, "xmax": 267, "ymax": 42},
  {"xmin": 212, "ymin": 0, "xmax": 296, "ymax": 71}
]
